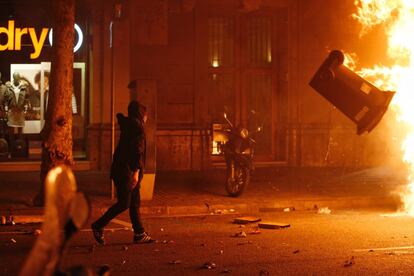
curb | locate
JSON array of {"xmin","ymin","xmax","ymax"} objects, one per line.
[{"xmin": 1, "ymin": 195, "xmax": 400, "ymax": 224}]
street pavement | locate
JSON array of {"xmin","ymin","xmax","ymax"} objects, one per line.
[
  {"xmin": 0, "ymin": 166, "xmax": 409, "ymax": 221},
  {"xmin": 2, "ymin": 211, "xmax": 414, "ymax": 275}
]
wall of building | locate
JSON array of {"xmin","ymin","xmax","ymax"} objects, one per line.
[{"xmin": 86, "ymin": 0, "xmax": 404, "ymax": 172}]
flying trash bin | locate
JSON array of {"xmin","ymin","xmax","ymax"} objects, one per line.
[{"xmin": 309, "ymin": 50, "xmax": 395, "ymax": 135}]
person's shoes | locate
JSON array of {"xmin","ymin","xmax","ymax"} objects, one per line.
[
  {"xmin": 91, "ymin": 224, "xmax": 105, "ymax": 245},
  {"xmin": 133, "ymin": 232, "xmax": 154, "ymax": 244}
]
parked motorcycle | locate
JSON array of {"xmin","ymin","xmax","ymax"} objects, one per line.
[{"xmin": 213, "ymin": 111, "xmax": 262, "ymax": 197}]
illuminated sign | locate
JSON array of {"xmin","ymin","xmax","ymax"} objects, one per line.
[
  {"xmin": 48, "ymin": 23, "xmax": 83, "ymax": 53},
  {"xmin": 0, "ymin": 20, "xmax": 84, "ymax": 59}
]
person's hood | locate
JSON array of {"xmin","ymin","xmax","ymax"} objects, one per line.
[{"xmin": 128, "ymin": 100, "xmax": 147, "ymax": 122}]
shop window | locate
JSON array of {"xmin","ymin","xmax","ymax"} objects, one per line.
[
  {"xmin": 247, "ymin": 17, "xmax": 272, "ymax": 67},
  {"xmin": 0, "ymin": 62, "xmax": 86, "ymax": 160},
  {"xmin": 208, "ymin": 17, "xmax": 234, "ymax": 68}
]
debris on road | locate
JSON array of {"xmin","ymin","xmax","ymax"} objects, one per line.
[
  {"xmin": 258, "ymin": 222, "xmax": 290, "ymax": 229},
  {"xmin": 293, "ymin": 249, "xmax": 300, "ymax": 254},
  {"xmin": 237, "ymin": 241, "xmax": 253, "ymax": 246},
  {"xmin": 33, "ymin": 229, "xmax": 42, "ymax": 236},
  {"xmin": 121, "ymin": 260, "xmax": 126, "ymax": 266},
  {"xmin": 283, "ymin": 208, "xmax": 290, "ymax": 212},
  {"xmin": 159, "ymin": 239, "xmax": 175, "ymax": 244},
  {"xmin": 221, "ymin": 268, "xmax": 232, "ymax": 273},
  {"xmin": 122, "ymin": 245, "xmax": 128, "ymax": 251},
  {"xmin": 233, "ymin": 230, "xmax": 247, "ymax": 238},
  {"xmin": 250, "ymin": 227, "xmax": 261, "ymax": 235},
  {"xmin": 233, "ymin": 216, "xmax": 261, "ymax": 224},
  {"xmin": 203, "ymin": 262, "xmax": 217, "ymax": 269},
  {"xmin": 213, "ymin": 209, "xmax": 236, "ymax": 215},
  {"xmin": 318, "ymin": 207, "xmax": 332, "ymax": 214},
  {"xmin": 169, "ymin": 260, "xmax": 182, "ymax": 265},
  {"xmin": 344, "ymin": 256, "xmax": 355, "ymax": 267},
  {"xmin": 10, "ymin": 238, "xmax": 16, "ymax": 243}
]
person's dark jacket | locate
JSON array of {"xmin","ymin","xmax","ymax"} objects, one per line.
[{"xmin": 110, "ymin": 111, "xmax": 146, "ymax": 186}]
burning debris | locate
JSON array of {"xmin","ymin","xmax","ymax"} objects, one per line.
[{"xmin": 309, "ymin": 49, "xmax": 395, "ymax": 135}]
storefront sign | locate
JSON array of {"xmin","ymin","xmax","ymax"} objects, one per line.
[{"xmin": 0, "ymin": 20, "xmax": 83, "ymax": 59}]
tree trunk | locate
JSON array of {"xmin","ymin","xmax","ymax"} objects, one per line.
[{"xmin": 35, "ymin": 0, "xmax": 75, "ymax": 206}]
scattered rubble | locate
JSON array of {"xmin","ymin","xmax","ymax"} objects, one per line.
[
  {"xmin": 213, "ymin": 209, "xmax": 236, "ymax": 215},
  {"xmin": 169, "ymin": 260, "xmax": 182, "ymax": 265},
  {"xmin": 233, "ymin": 216, "xmax": 261, "ymax": 224},
  {"xmin": 159, "ymin": 240, "xmax": 175, "ymax": 244},
  {"xmin": 203, "ymin": 262, "xmax": 217, "ymax": 269},
  {"xmin": 233, "ymin": 231, "xmax": 247, "ymax": 238},
  {"xmin": 237, "ymin": 241, "xmax": 253, "ymax": 246},
  {"xmin": 258, "ymin": 222, "xmax": 290, "ymax": 229},
  {"xmin": 344, "ymin": 256, "xmax": 355, "ymax": 267},
  {"xmin": 250, "ymin": 227, "xmax": 261, "ymax": 235},
  {"xmin": 318, "ymin": 207, "xmax": 332, "ymax": 214}
]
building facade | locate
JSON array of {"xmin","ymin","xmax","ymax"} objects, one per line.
[{"xmin": 0, "ymin": 0, "xmax": 402, "ymax": 172}]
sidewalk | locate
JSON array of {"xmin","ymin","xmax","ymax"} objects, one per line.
[{"xmin": 0, "ymin": 166, "xmax": 408, "ymax": 219}]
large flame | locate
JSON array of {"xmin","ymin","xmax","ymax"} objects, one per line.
[{"xmin": 352, "ymin": 0, "xmax": 414, "ymax": 214}]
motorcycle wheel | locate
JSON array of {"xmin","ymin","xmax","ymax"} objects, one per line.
[{"xmin": 225, "ymin": 161, "xmax": 250, "ymax": 197}]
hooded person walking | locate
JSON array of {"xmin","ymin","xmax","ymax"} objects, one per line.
[{"xmin": 92, "ymin": 100, "xmax": 153, "ymax": 244}]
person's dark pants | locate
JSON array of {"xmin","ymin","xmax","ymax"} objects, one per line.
[{"xmin": 93, "ymin": 177, "xmax": 144, "ymax": 234}]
